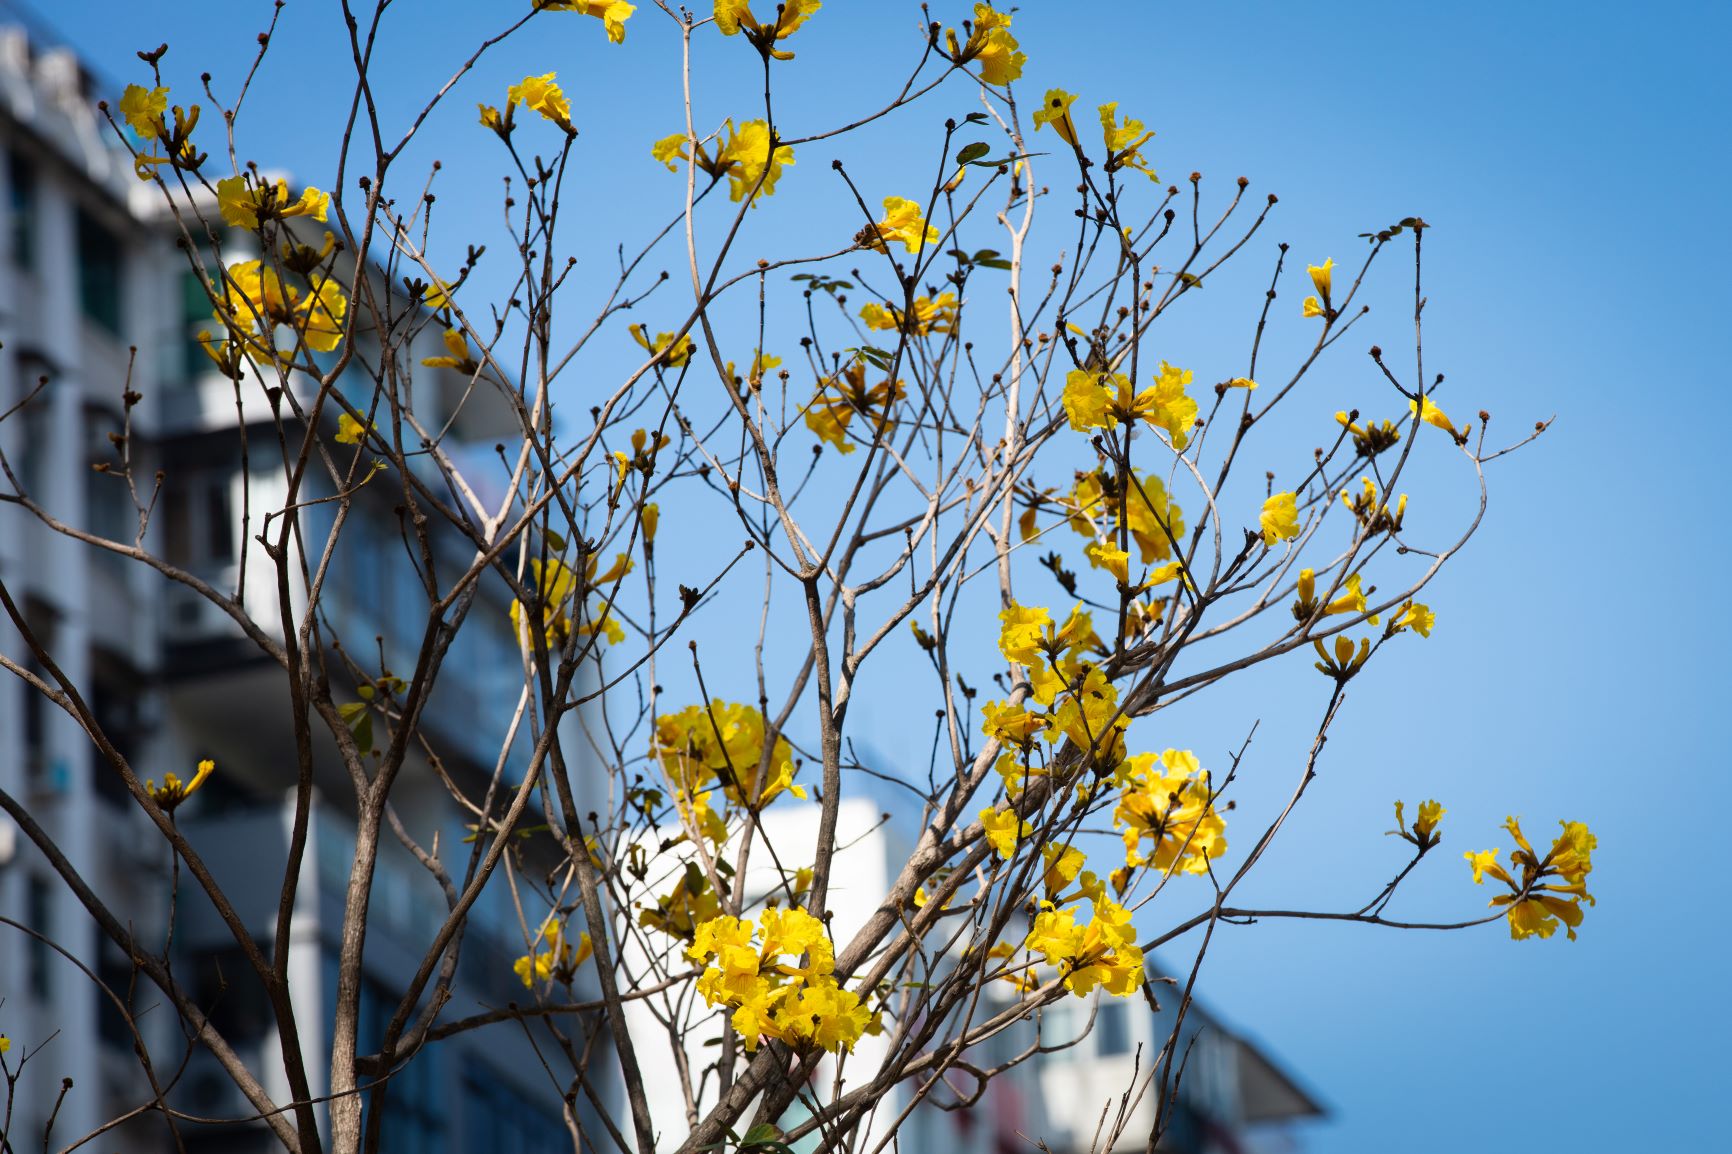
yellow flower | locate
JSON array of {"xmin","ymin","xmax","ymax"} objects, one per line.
[
  {"xmin": 1115, "ymin": 749, "xmax": 1226, "ymax": 878},
  {"xmin": 1390, "ymin": 799, "xmax": 1445, "ymax": 850},
  {"xmin": 212, "ymin": 259, "xmax": 349, "ymax": 359},
  {"xmin": 1308, "ymin": 257, "xmax": 1333, "ymax": 301},
  {"xmin": 1323, "ymin": 572, "xmax": 1366, "ymax": 616},
  {"xmin": 1335, "ymin": 410, "xmax": 1402, "ymax": 457},
  {"xmin": 1042, "ymin": 843, "xmax": 1086, "ymax": 899},
  {"xmin": 1312, "ymin": 634, "xmax": 1371, "ymax": 680},
  {"xmin": 946, "ymin": 3, "xmax": 1025, "ymax": 86},
  {"xmin": 865, "ymin": 196, "xmax": 938, "ymax": 255},
  {"xmin": 1033, "ymin": 88, "xmax": 1080, "ymax": 146},
  {"xmin": 859, "ymin": 292, "xmax": 957, "ymax": 336},
  {"xmin": 654, "ymin": 700, "xmax": 800, "ymax": 809},
  {"xmin": 1302, "ymin": 296, "xmax": 1328, "ymax": 319},
  {"xmin": 1393, "ymin": 600, "xmax": 1435, "ymax": 638},
  {"xmin": 1467, "ymin": 818, "xmax": 1597, "ymax": 942},
  {"xmin": 980, "ymin": 805, "xmax": 1029, "ymax": 860},
  {"xmin": 509, "ymin": 558, "xmax": 580, "ymax": 649},
  {"xmin": 1341, "ymin": 475, "xmax": 1407, "ymax": 535},
  {"xmin": 1084, "ymin": 541, "xmax": 1131, "ymax": 585},
  {"xmin": 507, "ymin": 73, "xmax": 572, "ymax": 130},
  {"xmin": 1141, "ymin": 360, "xmax": 1197, "ymax": 448},
  {"xmin": 1045, "ymin": 665, "xmax": 1127, "ymax": 768},
  {"xmin": 713, "ymin": 0, "xmax": 821, "ymax": 60},
  {"xmin": 802, "ymin": 361, "xmax": 904, "ymax": 453},
  {"xmin": 421, "ymin": 328, "xmax": 479, "ymax": 374},
  {"xmin": 1098, "ymin": 102, "xmax": 1157, "ymax": 181},
  {"xmin": 1060, "ymin": 369, "xmax": 1120, "ymax": 431},
  {"xmin": 1060, "ymin": 361, "xmax": 1196, "ymax": 447},
  {"xmin": 653, "ymin": 120, "xmax": 794, "ymax": 201},
  {"xmin": 117, "ymin": 84, "xmax": 168, "ymax": 138},
  {"xmin": 718, "ymin": 119, "xmax": 794, "ymax": 201},
  {"xmin": 513, "ymin": 917, "xmax": 593, "ymax": 987},
  {"xmin": 334, "ymin": 413, "xmax": 370, "ymax": 446},
  {"xmin": 1063, "ymin": 469, "xmax": 1185, "ymax": 567},
  {"xmin": 629, "ymin": 323, "xmax": 694, "ymax": 367},
  {"xmin": 1259, "ymin": 491, "xmax": 1299, "ymax": 546},
  {"xmin": 535, "ymin": 0, "xmax": 635, "ymax": 43},
  {"xmin": 981, "ymin": 699, "xmax": 1045, "ymax": 750},
  {"xmin": 0, "ymin": 1034, "xmax": 8, "ymax": 1054},
  {"xmin": 145, "ymin": 759, "xmax": 216, "ymax": 811},
  {"xmin": 1409, "ymin": 396, "xmax": 1462, "ymax": 439},
  {"xmin": 215, "ymin": 175, "xmax": 329, "ymax": 231},
  {"xmin": 996, "ymin": 602, "xmax": 1052, "ymax": 666},
  {"xmin": 641, "ymin": 503, "xmax": 659, "ymax": 544}
]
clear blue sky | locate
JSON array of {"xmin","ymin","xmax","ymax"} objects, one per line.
[{"xmin": 42, "ymin": 1, "xmax": 1732, "ymax": 1149}]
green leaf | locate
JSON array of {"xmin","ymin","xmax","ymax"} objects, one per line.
[
  {"xmin": 963, "ymin": 112, "xmax": 988, "ymax": 124},
  {"xmin": 955, "ymin": 141, "xmax": 990, "ymax": 164},
  {"xmin": 545, "ymin": 529, "xmax": 567, "ymax": 552},
  {"xmin": 978, "ymin": 259, "xmax": 1013, "ymax": 270},
  {"xmin": 742, "ymin": 1124, "xmax": 781, "ymax": 1146}
]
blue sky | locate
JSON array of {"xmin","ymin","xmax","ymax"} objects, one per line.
[{"xmin": 45, "ymin": 1, "xmax": 1732, "ymax": 1149}]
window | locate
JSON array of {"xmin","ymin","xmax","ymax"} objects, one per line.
[
  {"xmin": 27, "ymin": 877, "xmax": 53, "ymax": 998},
  {"xmin": 160, "ymin": 470, "xmax": 234, "ymax": 571},
  {"xmin": 1096, "ymin": 997, "xmax": 1131, "ymax": 1056},
  {"xmin": 7, "ymin": 151, "xmax": 35, "ymax": 270},
  {"xmin": 181, "ymin": 268, "xmax": 213, "ymax": 380},
  {"xmin": 76, "ymin": 207, "xmax": 123, "ymax": 334},
  {"xmin": 463, "ymin": 1068, "xmax": 567, "ymax": 1154}
]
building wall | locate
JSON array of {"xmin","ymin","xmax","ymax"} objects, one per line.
[{"xmin": 0, "ymin": 21, "xmax": 575, "ymax": 1149}]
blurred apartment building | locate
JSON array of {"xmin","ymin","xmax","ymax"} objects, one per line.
[{"xmin": 0, "ymin": 7, "xmax": 578, "ymax": 1149}]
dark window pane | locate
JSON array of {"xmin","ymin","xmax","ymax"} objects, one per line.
[
  {"xmin": 76, "ymin": 208, "xmax": 123, "ymax": 334},
  {"xmin": 8, "ymin": 151, "xmax": 35, "ymax": 270}
]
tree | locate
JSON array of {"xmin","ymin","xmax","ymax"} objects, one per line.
[{"xmin": 0, "ymin": 2, "xmax": 1592, "ymax": 1152}]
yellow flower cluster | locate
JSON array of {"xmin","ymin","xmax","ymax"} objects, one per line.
[
  {"xmin": 1390, "ymin": 799, "xmax": 1446, "ymax": 851},
  {"xmin": 688, "ymin": 908, "xmax": 872, "ymax": 1053},
  {"xmin": 1024, "ymin": 885, "xmax": 1144, "ymax": 997},
  {"xmin": 628, "ymin": 323, "xmax": 694, "ymax": 368},
  {"xmin": 215, "ymin": 175, "xmax": 329, "ymax": 231},
  {"xmin": 1060, "ymin": 359, "xmax": 1197, "ymax": 448},
  {"xmin": 507, "ymin": 552, "xmax": 631, "ymax": 652},
  {"xmin": 944, "ymin": 4, "xmax": 1025, "ymax": 86},
  {"xmin": 653, "ymin": 700, "xmax": 804, "ymax": 811},
  {"xmin": 1114, "ymin": 749, "xmax": 1227, "ymax": 878},
  {"xmin": 714, "ymin": 0, "xmax": 821, "ymax": 59},
  {"xmin": 652, "ymin": 119, "xmax": 795, "ymax": 202},
  {"xmin": 204, "ymin": 259, "xmax": 349, "ymax": 363},
  {"xmin": 1467, "ymin": 817, "xmax": 1597, "ymax": 941},
  {"xmin": 513, "ymin": 916, "xmax": 594, "ymax": 988},
  {"xmin": 859, "ymin": 292, "xmax": 957, "ymax": 336},
  {"xmin": 803, "ymin": 361, "xmax": 905, "ymax": 454},
  {"xmin": 534, "ymin": 0, "xmax": 635, "ymax": 44},
  {"xmin": 145, "ymin": 759, "xmax": 216, "ymax": 812},
  {"xmin": 639, "ymin": 862, "xmax": 725, "ymax": 940},
  {"xmin": 1028, "ymin": 469, "xmax": 1186, "ymax": 597}
]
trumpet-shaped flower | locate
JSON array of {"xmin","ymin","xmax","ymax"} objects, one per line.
[
  {"xmin": 864, "ymin": 196, "xmax": 938, "ymax": 255},
  {"xmin": 507, "ymin": 73, "xmax": 572, "ymax": 130},
  {"xmin": 860, "ymin": 292, "xmax": 957, "ymax": 336},
  {"xmin": 1259, "ymin": 491, "xmax": 1299, "ymax": 546},
  {"xmin": 1033, "ymin": 88, "xmax": 1080, "ymax": 146},
  {"xmin": 215, "ymin": 175, "xmax": 329, "ymax": 231},
  {"xmin": 1466, "ymin": 818, "xmax": 1597, "ymax": 941},
  {"xmin": 118, "ymin": 84, "xmax": 169, "ymax": 138},
  {"xmin": 1099, "ymin": 102, "xmax": 1157, "ymax": 181},
  {"xmin": 713, "ymin": 0, "xmax": 821, "ymax": 60},
  {"xmin": 802, "ymin": 361, "xmax": 903, "ymax": 452},
  {"xmin": 535, "ymin": 0, "xmax": 635, "ymax": 43},
  {"xmin": 946, "ymin": 4, "xmax": 1025, "ymax": 86}
]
